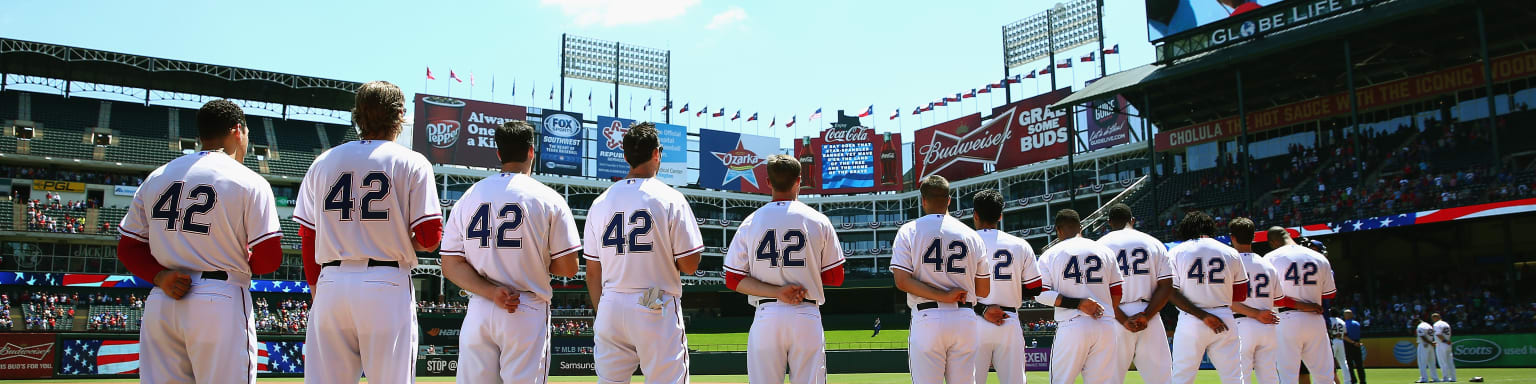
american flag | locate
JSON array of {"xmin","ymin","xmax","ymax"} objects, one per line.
[
  {"xmin": 59, "ymin": 339, "xmax": 305, "ymax": 375},
  {"xmin": 259, "ymin": 341, "xmax": 306, "ymax": 373}
]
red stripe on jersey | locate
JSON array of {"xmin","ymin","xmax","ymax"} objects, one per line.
[
  {"xmin": 1274, "ymin": 296, "xmax": 1297, "ymax": 308},
  {"xmin": 1232, "ymin": 282, "xmax": 1249, "ymax": 303},
  {"xmin": 1024, "ymin": 279, "xmax": 1043, "ymax": 290},
  {"xmin": 822, "ymin": 264, "xmax": 845, "ymax": 287},
  {"xmin": 725, "ymin": 271, "xmax": 746, "ymax": 291},
  {"xmin": 1322, "ymin": 291, "xmax": 1337, "ymax": 300},
  {"xmin": 1109, "ymin": 284, "xmax": 1122, "ymax": 297}
]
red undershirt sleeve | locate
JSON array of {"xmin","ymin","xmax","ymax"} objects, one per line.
[
  {"xmin": 116, "ymin": 236, "xmax": 165, "ymax": 284},
  {"xmin": 300, "ymin": 227, "xmax": 320, "ymax": 286},
  {"xmin": 821, "ymin": 265, "xmax": 845, "ymax": 287},
  {"xmin": 248, "ymin": 236, "xmax": 284, "ymax": 276},
  {"xmin": 725, "ymin": 271, "xmax": 746, "ymax": 291},
  {"xmin": 1274, "ymin": 296, "xmax": 1297, "ymax": 308},
  {"xmin": 1109, "ymin": 284, "xmax": 1123, "ymax": 297},
  {"xmin": 1232, "ymin": 282, "xmax": 1249, "ymax": 303},
  {"xmin": 412, "ymin": 218, "xmax": 443, "ymax": 250}
]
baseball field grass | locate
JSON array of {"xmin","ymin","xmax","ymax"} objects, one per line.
[
  {"xmin": 9, "ymin": 368, "xmax": 1532, "ymax": 383},
  {"xmin": 688, "ymin": 329, "xmax": 910, "ymax": 351}
]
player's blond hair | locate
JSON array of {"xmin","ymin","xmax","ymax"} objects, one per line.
[
  {"xmin": 766, "ymin": 154, "xmax": 801, "ymax": 192},
  {"xmin": 353, "ymin": 81, "xmax": 406, "ymax": 140}
]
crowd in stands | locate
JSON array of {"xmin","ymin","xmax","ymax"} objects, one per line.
[
  {"xmin": 553, "ymin": 319, "xmax": 594, "ymax": 336},
  {"xmin": 21, "ymin": 196, "xmax": 98, "ymax": 234},
  {"xmin": 255, "ymin": 298, "xmax": 309, "ymax": 334},
  {"xmin": 419, "ymin": 300, "xmax": 467, "ymax": 314},
  {"xmin": 1023, "ymin": 320, "xmax": 1057, "ymax": 333},
  {"xmin": 85, "ymin": 310, "xmax": 135, "ymax": 331},
  {"xmin": 0, "ymin": 294, "xmax": 11, "ymax": 330},
  {"xmin": 0, "ymin": 165, "xmax": 145, "ymax": 187}
]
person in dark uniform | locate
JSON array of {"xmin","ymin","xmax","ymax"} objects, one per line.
[{"xmin": 1344, "ymin": 309, "xmax": 1366, "ymax": 383}]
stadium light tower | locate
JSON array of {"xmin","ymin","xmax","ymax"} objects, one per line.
[
  {"xmin": 1002, "ymin": 0, "xmax": 1101, "ymax": 101},
  {"xmin": 560, "ymin": 34, "xmax": 670, "ymax": 123}
]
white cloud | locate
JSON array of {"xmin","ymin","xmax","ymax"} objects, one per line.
[
  {"xmin": 540, "ymin": 0, "xmax": 701, "ymax": 27},
  {"xmin": 705, "ymin": 6, "xmax": 747, "ymax": 30}
]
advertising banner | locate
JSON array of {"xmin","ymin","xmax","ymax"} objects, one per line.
[
  {"xmin": 55, "ymin": 338, "xmax": 305, "ymax": 375},
  {"xmin": 1086, "ymin": 94, "xmax": 1132, "ymax": 150},
  {"xmin": 1157, "ymin": 49, "xmax": 1536, "ymax": 150},
  {"xmin": 32, "ymin": 179, "xmax": 84, "ymax": 193},
  {"xmin": 0, "ymin": 272, "xmax": 310, "ymax": 293},
  {"xmin": 419, "ymin": 315, "xmax": 464, "ymax": 347},
  {"xmin": 1146, "ymin": 0, "xmax": 1285, "ymax": 41},
  {"xmin": 418, "ymin": 354, "xmax": 457, "ymax": 376},
  {"xmin": 1364, "ymin": 334, "xmax": 1536, "ymax": 368},
  {"xmin": 913, "ymin": 88, "xmax": 1073, "ymax": 186},
  {"xmin": 111, "ymin": 185, "xmax": 138, "ymax": 197},
  {"xmin": 1025, "ymin": 347, "xmax": 1050, "ymax": 372},
  {"xmin": 534, "ymin": 110, "xmax": 585, "ymax": 177},
  {"xmin": 0, "ymin": 333, "xmax": 56, "ymax": 379},
  {"xmin": 699, "ymin": 129, "xmax": 779, "ymax": 194},
  {"xmin": 911, "ymin": 113, "xmax": 986, "ymax": 186},
  {"xmin": 412, "ymin": 94, "xmax": 527, "ymax": 168},
  {"xmin": 655, "ymin": 123, "xmax": 690, "ymax": 186},
  {"xmin": 792, "ymin": 112, "xmax": 903, "ymax": 195}
]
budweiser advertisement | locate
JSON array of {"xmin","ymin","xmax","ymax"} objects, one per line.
[
  {"xmin": 412, "ymin": 94, "xmax": 528, "ymax": 168},
  {"xmin": 914, "ymin": 88, "xmax": 1073, "ymax": 186},
  {"xmin": 793, "ymin": 111, "xmax": 902, "ymax": 195},
  {"xmin": 699, "ymin": 129, "xmax": 779, "ymax": 194},
  {"xmin": 0, "ymin": 333, "xmax": 57, "ymax": 379}
]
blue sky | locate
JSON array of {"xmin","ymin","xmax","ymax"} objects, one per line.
[{"xmin": 1, "ymin": 0, "xmax": 1156, "ymax": 147}]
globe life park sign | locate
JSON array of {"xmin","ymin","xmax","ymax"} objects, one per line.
[{"xmin": 1156, "ymin": 0, "xmax": 1388, "ymax": 64}]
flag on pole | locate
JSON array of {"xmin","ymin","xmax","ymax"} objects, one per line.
[
  {"xmin": 426, "ymin": 67, "xmax": 436, "ymax": 80},
  {"xmin": 809, "ymin": 108, "xmax": 823, "ymax": 120},
  {"xmin": 945, "ymin": 94, "xmax": 962, "ymax": 102},
  {"xmin": 512, "ymin": 79, "xmax": 517, "ymax": 97},
  {"xmin": 1025, "ymin": 71, "xmax": 1036, "ymax": 79},
  {"xmin": 609, "ymin": 95, "xmax": 615, "ymax": 109},
  {"xmin": 1039, "ymin": 65, "xmax": 1052, "ymax": 75},
  {"xmin": 911, "ymin": 107, "xmax": 921, "ymax": 115},
  {"xmin": 747, "ymin": 113, "xmax": 758, "ymax": 122},
  {"xmin": 679, "ymin": 103, "xmax": 690, "ymax": 114},
  {"xmin": 963, "ymin": 89, "xmax": 976, "ymax": 99},
  {"xmin": 450, "ymin": 70, "xmax": 463, "ymax": 83},
  {"xmin": 978, "ymin": 86, "xmax": 992, "ymax": 94},
  {"xmin": 770, "ymin": 116, "xmax": 777, "ymax": 127},
  {"xmin": 697, "ymin": 106, "xmax": 707, "ymax": 117},
  {"xmin": 469, "ymin": 72, "xmax": 475, "ymax": 86},
  {"xmin": 1057, "ymin": 59, "xmax": 1072, "ymax": 68},
  {"xmin": 888, "ymin": 109, "xmax": 899, "ymax": 120},
  {"xmin": 567, "ymin": 89, "xmax": 573, "ymax": 103},
  {"xmin": 730, "ymin": 110, "xmax": 741, "ymax": 121},
  {"xmin": 935, "ymin": 99, "xmax": 948, "ymax": 107},
  {"xmin": 713, "ymin": 108, "xmax": 725, "ymax": 117},
  {"xmin": 1103, "ymin": 44, "xmax": 1120, "ymax": 55},
  {"xmin": 1081, "ymin": 52, "xmax": 1096, "ymax": 62},
  {"xmin": 587, "ymin": 90, "xmax": 592, "ymax": 105},
  {"xmin": 786, "ymin": 115, "xmax": 797, "ymax": 127},
  {"xmin": 662, "ymin": 101, "xmax": 672, "ymax": 111},
  {"xmin": 857, "ymin": 105, "xmax": 873, "ymax": 118}
]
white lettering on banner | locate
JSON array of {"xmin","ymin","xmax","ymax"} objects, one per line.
[
  {"xmin": 1015, "ymin": 105, "xmax": 1069, "ymax": 152},
  {"xmin": 426, "ymin": 121, "xmax": 459, "ymax": 148},
  {"xmin": 918, "ymin": 113, "xmax": 1012, "ymax": 179},
  {"xmin": 824, "ymin": 126, "xmax": 871, "ymax": 143}
]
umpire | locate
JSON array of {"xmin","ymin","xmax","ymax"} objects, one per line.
[{"xmin": 1343, "ymin": 309, "xmax": 1366, "ymax": 383}]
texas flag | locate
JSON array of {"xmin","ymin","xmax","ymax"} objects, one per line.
[
  {"xmin": 809, "ymin": 108, "xmax": 823, "ymax": 120},
  {"xmin": 730, "ymin": 110, "xmax": 741, "ymax": 120},
  {"xmin": 643, "ymin": 98, "xmax": 652, "ymax": 111},
  {"xmin": 858, "ymin": 105, "xmax": 873, "ymax": 118},
  {"xmin": 935, "ymin": 99, "xmax": 948, "ymax": 107},
  {"xmin": 697, "ymin": 105, "xmax": 707, "ymax": 117},
  {"xmin": 1025, "ymin": 71, "xmax": 1036, "ymax": 79},
  {"xmin": 889, "ymin": 108, "xmax": 900, "ymax": 120},
  {"xmin": 911, "ymin": 107, "xmax": 921, "ymax": 115},
  {"xmin": 747, "ymin": 112, "xmax": 758, "ymax": 122},
  {"xmin": 769, "ymin": 116, "xmax": 777, "ymax": 127},
  {"xmin": 679, "ymin": 103, "xmax": 689, "ymax": 114},
  {"xmin": 962, "ymin": 89, "xmax": 976, "ymax": 98},
  {"xmin": 1103, "ymin": 43, "xmax": 1120, "ymax": 55},
  {"xmin": 978, "ymin": 86, "xmax": 992, "ymax": 94},
  {"xmin": 786, "ymin": 115, "xmax": 797, "ymax": 127},
  {"xmin": 1057, "ymin": 59, "xmax": 1073, "ymax": 68},
  {"xmin": 1081, "ymin": 52, "xmax": 1096, "ymax": 62},
  {"xmin": 713, "ymin": 108, "xmax": 725, "ymax": 117},
  {"xmin": 661, "ymin": 100, "xmax": 672, "ymax": 111},
  {"xmin": 1039, "ymin": 66, "xmax": 1052, "ymax": 75}
]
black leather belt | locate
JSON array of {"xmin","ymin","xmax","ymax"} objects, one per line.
[
  {"xmin": 1278, "ymin": 307, "xmax": 1296, "ymax": 313},
  {"xmin": 758, "ymin": 298, "xmax": 816, "ymax": 305},
  {"xmin": 200, "ymin": 271, "xmax": 228, "ymax": 281},
  {"xmin": 996, "ymin": 306, "xmax": 1018, "ymax": 312},
  {"xmin": 916, "ymin": 302, "xmax": 973, "ymax": 311},
  {"xmin": 322, "ymin": 260, "xmax": 400, "ymax": 268}
]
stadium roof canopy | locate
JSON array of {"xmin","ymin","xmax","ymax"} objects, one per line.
[
  {"xmin": 0, "ymin": 38, "xmax": 362, "ymax": 111},
  {"xmin": 1052, "ymin": 0, "xmax": 1536, "ymax": 135}
]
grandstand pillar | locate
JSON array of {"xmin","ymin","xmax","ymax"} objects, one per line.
[
  {"xmin": 1345, "ymin": 40, "xmax": 1364, "ymax": 164},
  {"xmin": 1094, "ymin": 158, "xmax": 1102, "ymax": 208},
  {"xmin": 1236, "ymin": 69, "xmax": 1251, "ymax": 216},
  {"xmin": 1047, "ymin": 6, "xmax": 1057, "ymax": 91},
  {"xmin": 1144, "ymin": 93, "xmax": 1157, "ymax": 219},
  {"xmin": 560, "ymin": 34, "xmax": 567, "ymax": 112},
  {"xmin": 1068, "ymin": 103, "xmax": 1077, "ymax": 204},
  {"xmin": 1477, "ymin": 6, "xmax": 1502, "ymax": 172},
  {"xmin": 1001, "ymin": 26, "xmax": 1011, "ymax": 103},
  {"xmin": 1095, "ymin": 0, "xmax": 1106, "ymax": 77},
  {"xmin": 665, "ymin": 51, "xmax": 672, "ymax": 125}
]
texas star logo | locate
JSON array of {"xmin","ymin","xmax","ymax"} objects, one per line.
[
  {"xmin": 711, "ymin": 140, "xmax": 767, "ymax": 188},
  {"xmin": 602, "ymin": 120, "xmax": 628, "ymax": 150}
]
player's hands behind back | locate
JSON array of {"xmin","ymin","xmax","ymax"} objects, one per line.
[
  {"xmin": 1077, "ymin": 298, "xmax": 1104, "ymax": 319},
  {"xmin": 1199, "ymin": 313, "xmax": 1229, "ymax": 333},
  {"xmin": 1120, "ymin": 312, "xmax": 1149, "ymax": 332},
  {"xmin": 1255, "ymin": 310, "xmax": 1279, "ymax": 324},
  {"xmin": 153, "ymin": 271, "xmax": 192, "ymax": 299},
  {"xmin": 775, "ymin": 284, "xmax": 807, "ymax": 305},
  {"xmin": 494, "ymin": 286, "xmax": 520, "ymax": 313},
  {"xmin": 983, "ymin": 305, "xmax": 1007, "ymax": 325},
  {"xmin": 938, "ymin": 289, "xmax": 968, "ymax": 304}
]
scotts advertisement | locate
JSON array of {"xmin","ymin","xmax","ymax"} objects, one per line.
[
  {"xmin": 699, "ymin": 129, "xmax": 779, "ymax": 194},
  {"xmin": 1086, "ymin": 94, "xmax": 1132, "ymax": 150},
  {"xmin": 1362, "ymin": 333, "xmax": 1536, "ymax": 368},
  {"xmin": 0, "ymin": 333, "xmax": 56, "ymax": 379},
  {"xmin": 535, "ymin": 110, "xmax": 584, "ymax": 177},
  {"xmin": 594, "ymin": 117, "xmax": 688, "ymax": 185},
  {"xmin": 792, "ymin": 111, "xmax": 903, "ymax": 195},
  {"xmin": 913, "ymin": 88, "xmax": 1073, "ymax": 186},
  {"xmin": 413, "ymin": 94, "xmax": 527, "ymax": 168}
]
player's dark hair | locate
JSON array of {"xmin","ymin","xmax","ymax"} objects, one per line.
[
  {"xmin": 1055, "ymin": 208, "xmax": 1081, "ymax": 229},
  {"xmin": 196, "ymin": 99, "xmax": 246, "ymax": 141},
  {"xmin": 622, "ymin": 122, "xmax": 660, "ymax": 167},
  {"xmin": 495, "ymin": 120, "xmax": 536, "ymax": 163},
  {"xmin": 919, "ymin": 175, "xmax": 950, "ymax": 206},
  {"xmin": 1177, "ymin": 210, "xmax": 1216, "ymax": 240},
  {"xmin": 353, "ymin": 81, "xmax": 406, "ymax": 139},
  {"xmin": 1229, "ymin": 217, "xmax": 1255, "ymax": 245},
  {"xmin": 972, "ymin": 189, "xmax": 1005, "ymax": 224},
  {"xmin": 1266, "ymin": 226, "xmax": 1290, "ymax": 248},
  {"xmin": 1107, "ymin": 203, "xmax": 1134, "ymax": 229},
  {"xmin": 765, "ymin": 154, "xmax": 801, "ymax": 192}
]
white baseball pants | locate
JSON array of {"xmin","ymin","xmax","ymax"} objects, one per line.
[
  {"xmin": 1435, "ymin": 342, "xmax": 1456, "ymax": 381},
  {"xmin": 1236, "ymin": 317, "xmax": 1279, "ymax": 384},
  {"xmin": 304, "ymin": 263, "xmax": 418, "ymax": 384},
  {"xmin": 593, "ymin": 291, "xmax": 689, "ymax": 384},
  {"xmin": 456, "ymin": 292, "xmax": 551, "ymax": 384},
  {"xmin": 1115, "ymin": 301, "xmax": 1172, "ymax": 384},
  {"xmin": 139, "ymin": 272, "xmax": 256, "ymax": 384},
  {"xmin": 747, "ymin": 302, "xmax": 825, "ymax": 384},
  {"xmin": 974, "ymin": 312, "xmax": 1027, "ymax": 384},
  {"xmin": 1172, "ymin": 307, "xmax": 1244, "ymax": 384},
  {"xmin": 907, "ymin": 307, "xmax": 979, "ymax": 384},
  {"xmin": 1050, "ymin": 315, "xmax": 1121, "ymax": 384},
  {"xmin": 1418, "ymin": 343, "xmax": 1439, "ymax": 382},
  {"xmin": 1274, "ymin": 311, "xmax": 1334, "ymax": 384},
  {"xmin": 1332, "ymin": 339, "xmax": 1352, "ymax": 384}
]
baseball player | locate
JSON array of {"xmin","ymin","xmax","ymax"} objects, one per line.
[
  {"xmin": 1167, "ymin": 211, "xmax": 1249, "ymax": 384},
  {"xmin": 583, "ymin": 122, "xmax": 706, "ymax": 384},
  {"xmin": 116, "ymin": 99, "xmax": 283, "ymax": 383},
  {"xmin": 889, "ymin": 175, "xmax": 990, "ymax": 384},
  {"xmin": 970, "ymin": 189, "xmax": 1041, "ymax": 384},
  {"xmin": 1416, "ymin": 318, "xmax": 1439, "ymax": 383},
  {"xmin": 294, "ymin": 81, "xmax": 442, "ymax": 384},
  {"xmin": 1036, "ymin": 208, "xmax": 1126, "ymax": 384},
  {"xmin": 1097, "ymin": 203, "xmax": 1174, "ymax": 384},
  {"xmin": 1228, "ymin": 218, "xmax": 1281, "ymax": 384},
  {"xmin": 438, "ymin": 121, "xmax": 581, "ymax": 383},
  {"xmin": 1329, "ymin": 311, "xmax": 1354, "ymax": 384},
  {"xmin": 1264, "ymin": 227, "xmax": 1338, "ymax": 384},
  {"xmin": 1432, "ymin": 313, "xmax": 1456, "ymax": 382},
  {"xmin": 722, "ymin": 154, "xmax": 845, "ymax": 384}
]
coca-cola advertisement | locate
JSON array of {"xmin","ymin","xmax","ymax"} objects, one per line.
[
  {"xmin": 1086, "ymin": 94, "xmax": 1132, "ymax": 150},
  {"xmin": 411, "ymin": 94, "xmax": 528, "ymax": 169},
  {"xmin": 914, "ymin": 88, "xmax": 1074, "ymax": 186},
  {"xmin": 792, "ymin": 111, "xmax": 902, "ymax": 195},
  {"xmin": 0, "ymin": 333, "xmax": 56, "ymax": 379}
]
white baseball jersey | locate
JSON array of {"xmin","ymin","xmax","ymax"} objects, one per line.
[
  {"xmin": 1329, "ymin": 317, "xmax": 1347, "ymax": 338},
  {"xmin": 723, "ymin": 200, "xmax": 845, "ymax": 306},
  {"xmin": 1417, "ymin": 322, "xmax": 1437, "ymax": 344},
  {"xmin": 1096, "ymin": 228, "xmax": 1171, "ymax": 303},
  {"xmin": 976, "ymin": 229, "xmax": 1040, "ymax": 308},
  {"xmin": 1238, "ymin": 252, "xmax": 1278, "ymax": 311},
  {"xmin": 1434, "ymin": 320, "xmax": 1452, "ymax": 341},
  {"xmin": 582, "ymin": 178, "xmax": 704, "ymax": 297},
  {"xmin": 889, "ymin": 214, "xmax": 989, "ymax": 308},
  {"xmin": 292, "ymin": 140, "xmax": 441, "ymax": 268},
  {"xmin": 439, "ymin": 173, "xmax": 580, "ymax": 303},
  {"xmin": 1168, "ymin": 238, "xmax": 1248, "ymax": 308},
  {"xmin": 1265, "ymin": 244, "xmax": 1337, "ymax": 306},
  {"xmin": 1036, "ymin": 237, "xmax": 1125, "ymax": 322},
  {"xmin": 120, "ymin": 150, "xmax": 282, "ymax": 275}
]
